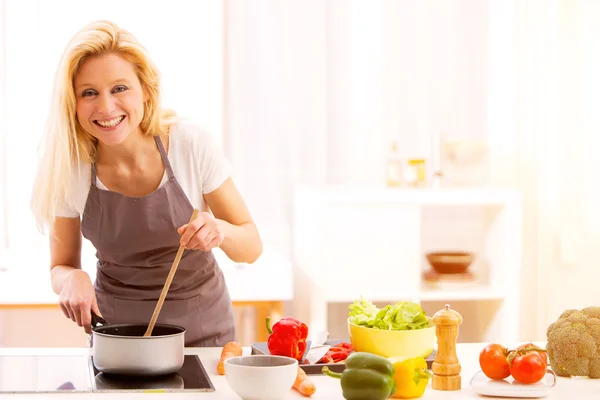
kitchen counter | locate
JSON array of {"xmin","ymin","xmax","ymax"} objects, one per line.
[
  {"xmin": 0, "ymin": 245, "xmax": 293, "ymax": 305},
  {"xmin": 0, "ymin": 344, "xmax": 598, "ymax": 399}
]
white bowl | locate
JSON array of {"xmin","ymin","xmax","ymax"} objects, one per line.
[{"xmin": 224, "ymin": 355, "xmax": 298, "ymax": 400}]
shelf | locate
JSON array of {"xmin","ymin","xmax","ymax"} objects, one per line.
[
  {"xmin": 294, "ymin": 185, "xmax": 521, "ymax": 206},
  {"xmin": 324, "ymin": 292, "xmax": 423, "ymax": 303},
  {"xmin": 292, "ymin": 183, "xmax": 523, "ymax": 343},
  {"xmin": 321, "ymin": 286, "xmax": 505, "ymax": 304},
  {"xmin": 419, "ymin": 286, "xmax": 506, "ymax": 301}
]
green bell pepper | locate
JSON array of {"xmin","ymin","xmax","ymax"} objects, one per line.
[{"xmin": 322, "ymin": 352, "xmax": 396, "ymax": 400}]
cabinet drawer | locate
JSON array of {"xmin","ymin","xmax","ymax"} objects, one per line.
[{"xmin": 0, "ymin": 306, "xmax": 88, "ymax": 347}]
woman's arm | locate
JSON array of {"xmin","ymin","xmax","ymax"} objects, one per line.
[
  {"xmin": 204, "ymin": 178, "xmax": 263, "ymax": 263},
  {"xmin": 50, "ymin": 217, "xmax": 101, "ymax": 331},
  {"xmin": 50, "ymin": 217, "xmax": 83, "ymax": 294}
]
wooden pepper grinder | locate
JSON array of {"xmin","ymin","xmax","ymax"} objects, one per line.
[{"xmin": 431, "ymin": 304, "xmax": 463, "ymax": 391}]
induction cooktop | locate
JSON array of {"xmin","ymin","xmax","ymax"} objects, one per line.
[
  {"xmin": 0, "ymin": 354, "xmax": 214, "ymax": 393},
  {"xmin": 89, "ymin": 355, "xmax": 215, "ymax": 393}
]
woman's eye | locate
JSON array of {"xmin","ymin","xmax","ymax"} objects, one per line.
[
  {"xmin": 82, "ymin": 89, "xmax": 97, "ymax": 97},
  {"xmin": 113, "ymin": 85, "xmax": 128, "ymax": 93}
]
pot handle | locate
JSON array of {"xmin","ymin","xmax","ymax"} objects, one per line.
[{"xmin": 91, "ymin": 311, "xmax": 107, "ymax": 328}]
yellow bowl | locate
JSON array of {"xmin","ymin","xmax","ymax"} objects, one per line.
[{"xmin": 347, "ymin": 317, "xmax": 437, "ymax": 359}]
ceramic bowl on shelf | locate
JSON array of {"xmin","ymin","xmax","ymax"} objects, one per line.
[
  {"xmin": 426, "ymin": 251, "xmax": 474, "ymax": 274},
  {"xmin": 347, "ymin": 318, "xmax": 437, "ymax": 359}
]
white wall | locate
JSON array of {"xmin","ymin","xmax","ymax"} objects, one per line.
[
  {"xmin": 0, "ymin": 0, "xmax": 7, "ymax": 259},
  {"xmin": 2, "ymin": 0, "xmax": 600, "ymax": 343},
  {"xmin": 546, "ymin": 0, "xmax": 600, "ymax": 325},
  {"xmin": 385, "ymin": 0, "xmax": 489, "ymax": 157},
  {"xmin": 225, "ymin": 0, "xmax": 600, "ymax": 342},
  {"xmin": 486, "ymin": 0, "xmax": 600, "ymax": 339},
  {"xmin": 225, "ymin": 0, "xmax": 490, "ymax": 250}
]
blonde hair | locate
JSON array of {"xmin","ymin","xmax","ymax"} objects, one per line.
[{"xmin": 31, "ymin": 20, "xmax": 177, "ymax": 232}]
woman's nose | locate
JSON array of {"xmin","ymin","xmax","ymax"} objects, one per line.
[{"xmin": 96, "ymin": 94, "xmax": 116, "ymax": 115}]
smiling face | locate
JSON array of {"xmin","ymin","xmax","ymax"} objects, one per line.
[{"xmin": 74, "ymin": 53, "xmax": 145, "ymax": 146}]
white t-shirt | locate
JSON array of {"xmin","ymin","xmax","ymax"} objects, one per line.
[{"xmin": 57, "ymin": 122, "xmax": 233, "ymax": 218}]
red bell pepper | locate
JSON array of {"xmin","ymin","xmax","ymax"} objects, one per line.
[{"xmin": 265, "ymin": 316, "xmax": 309, "ymax": 361}]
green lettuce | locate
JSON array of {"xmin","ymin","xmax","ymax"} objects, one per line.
[{"xmin": 348, "ymin": 296, "xmax": 430, "ymax": 330}]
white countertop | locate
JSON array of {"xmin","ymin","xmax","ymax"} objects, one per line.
[{"xmin": 0, "ymin": 344, "xmax": 597, "ymax": 399}]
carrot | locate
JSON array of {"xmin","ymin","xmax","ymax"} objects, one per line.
[
  {"xmin": 217, "ymin": 341, "xmax": 243, "ymax": 375},
  {"xmin": 293, "ymin": 366, "xmax": 316, "ymax": 397}
]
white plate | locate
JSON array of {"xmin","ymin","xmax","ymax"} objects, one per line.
[{"xmin": 470, "ymin": 370, "xmax": 557, "ymax": 398}]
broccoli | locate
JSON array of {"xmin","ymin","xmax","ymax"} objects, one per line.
[{"xmin": 546, "ymin": 306, "xmax": 600, "ymax": 378}]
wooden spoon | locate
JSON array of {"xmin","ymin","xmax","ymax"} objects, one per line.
[{"xmin": 144, "ymin": 208, "xmax": 200, "ymax": 337}]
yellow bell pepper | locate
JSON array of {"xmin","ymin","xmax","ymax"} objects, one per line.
[{"xmin": 388, "ymin": 356, "xmax": 431, "ymax": 399}]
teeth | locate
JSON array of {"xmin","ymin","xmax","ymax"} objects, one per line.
[{"xmin": 96, "ymin": 116, "xmax": 124, "ymax": 128}]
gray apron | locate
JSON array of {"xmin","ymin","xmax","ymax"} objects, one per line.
[{"xmin": 81, "ymin": 135, "xmax": 236, "ymax": 346}]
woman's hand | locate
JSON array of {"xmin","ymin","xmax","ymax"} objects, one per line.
[
  {"xmin": 177, "ymin": 211, "xmax": 224, "ymax": 251},
  {"xmin": 58, "ymin": 269, "xmax": 101, "ymax": 334}
]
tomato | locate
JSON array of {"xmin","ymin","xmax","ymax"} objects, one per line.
[
  {"xmin": 517, "ymin": 343, "xmax": 548, "ymax": 366},
  {"xmin": 509, "ymin": 351, "xmax": 547, "ymax": 384},
  {"xmin": 479, "ymin": 344, "xmax": 511, "ymax": 380}
]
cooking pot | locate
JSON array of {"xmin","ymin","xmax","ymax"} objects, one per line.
[{"xmin": 90, "ymin": 312, "xmax": 185, "ymax": 376}]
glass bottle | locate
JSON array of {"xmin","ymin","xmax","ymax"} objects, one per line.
[{"xmin": 386, "ymin": 141, "xmax": 403, "ymax": 187}]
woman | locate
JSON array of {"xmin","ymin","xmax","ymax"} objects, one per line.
[{"xmin": 30, "ymin": 20, "xmax": 262, "ymax": 347}]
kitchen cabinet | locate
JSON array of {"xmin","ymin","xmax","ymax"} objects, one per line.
[
  {"xmin": 0, "ymin": 246, "xmax": 292, "ymax": 347},
  {"xmin": 292, "ymin": 185, "xmax": 522, "ymax": 343},
  {"xmin": 0, "ymin": 302, "xmax": 281, "ymax": 347}
]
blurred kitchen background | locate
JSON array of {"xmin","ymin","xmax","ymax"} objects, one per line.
[{"xmin": 0, "ymin": 0, "xmax": 599, "ymax": 348}]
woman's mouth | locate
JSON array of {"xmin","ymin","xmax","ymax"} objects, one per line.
[{"xmin": 94, "ymin": 116, "xmax": 125, "ymax": 130}]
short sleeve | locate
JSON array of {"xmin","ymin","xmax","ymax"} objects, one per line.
[
  {"xmin": 54, "ymin": 162, "xmax": 90, "ymax": 219},
  {"xmin": 195, "ymin": 129, "xmax": 234, "ymax": 193},
  {"xmin": 55, "ymin": 202, "xmax": 80, "ymax": 219}
]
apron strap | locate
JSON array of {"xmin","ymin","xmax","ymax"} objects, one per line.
[
  {"xmin": 90, "ymin": 163, "xmax": 98, "ymax": 187},
  {"xmin": 154, "ymin": 135, "xmax": 175, "ymax": 180}
]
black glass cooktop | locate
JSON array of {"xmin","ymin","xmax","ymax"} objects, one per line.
[{"xmin": 89, "ymin": 355, "xmax": 215, "ymax": 393}]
